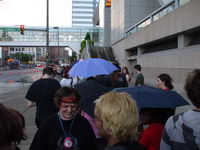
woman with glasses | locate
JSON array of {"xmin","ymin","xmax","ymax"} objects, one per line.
[{"xmin": 29, "ymin": 86, "xmax": 98, "ymax": 150}]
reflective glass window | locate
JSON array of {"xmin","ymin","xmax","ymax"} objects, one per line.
[
  {"xmin": 73, "ymin": 8, "xmax": 93, "ymax": 12},
  {"xmin": 73, "ymin": 18, "xmax": 92, "ymax": 22},
  {"xmin": 73, "ymin": 0, "xmax": 94, "ymax": 2},
  {"xmin": 73, "ymin": 3, "xmax": 93, "ymax": 7},
  {"xmin": 73, "ymin": 13, "xmax": 93, "ymax": 17},
  {"xmin": 73, "ymin": 24, "xmax": 93, "ymax": 27}
]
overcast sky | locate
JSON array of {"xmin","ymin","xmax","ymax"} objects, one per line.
[{"xmin": 0, "ymin": 0, "xmax": 72, "ymax": 27}]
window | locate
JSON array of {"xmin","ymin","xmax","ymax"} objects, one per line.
[
  {"xmin": 73, "ymin": 13, "xmax": 93, "ymax": 17},
  {"xmin": 73, "ymin": 8, "xmax": 93, "ymax": 12},
  {"xmin": 73, "ymin": 18, "xmax": 93, "ymax": 22},
  {"xmin": 73, "ymin": 3, "xmax": 93, "ymax": 7}
]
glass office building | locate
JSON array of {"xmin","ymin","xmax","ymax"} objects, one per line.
[{"xmin": 72, "ymin": 0, "xmax": 99, "ymax": 27}]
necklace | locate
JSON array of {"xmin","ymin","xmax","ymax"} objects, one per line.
[{"xmin": 57, "ymin": 112, "xmax": 76, "ymax": 148}]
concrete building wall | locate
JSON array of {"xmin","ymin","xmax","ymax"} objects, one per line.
[
  {"xmin": 103, "ymin": 7, "xmax": 111, "ymax": 47},
  {"xmin": 111, "ymin": 0, "xmax": 160, "ymax": 44},
  {"xmin": 123, "ymin": 0, "xmax": 200, "ymax": 50},
  {"xmin": 111, "ymin": 0, "xmax": 125, "ymax": 44},
  {"xmin": 124, "ymin": 0, "xmax": 160, "ymax": 31},
  {"xmin": 112, "ymin": 0, "xmax": 200, "ymax": 92}
]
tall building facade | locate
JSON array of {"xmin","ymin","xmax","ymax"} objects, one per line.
[
  {"xmin": 111, "ymin": 0, "xmax": 198, "ymax": 91},
  {"xmin": 72, "ymin": 0, "xmax": 99, "ymax": 27}
]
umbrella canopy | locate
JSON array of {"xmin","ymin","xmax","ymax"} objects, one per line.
[
  {"xmin": 113, "ymin": 85, "xmax": 189, "ymax": 109},
  {"xmin": 69, "ymin": 58, "xmax": 118, "ymax": 78},
  {"xmin": 75, "ymin": 79, "xmax": 111, "ymax": 117},
  {"xmin": 69, "ymin": 60, "xmax": 81, "ymax": 68}
]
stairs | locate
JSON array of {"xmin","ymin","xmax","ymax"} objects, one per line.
[{"xmin": 90, "ymin": 46, "xmax": 116, "ymax": 62}]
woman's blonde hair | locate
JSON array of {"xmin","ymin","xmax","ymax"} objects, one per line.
[{"xmin": 94, "ymin": 92, "xmax": 139, "ymax": 141}]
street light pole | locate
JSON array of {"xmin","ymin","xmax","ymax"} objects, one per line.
[
  {"xmin": 58, "ymin": 27, "xmax": 59, "ymax": 58},
  {"xmin": 46, "ymin": 0, "xmax": 49, "ymax": 63},
  {"xmin": 53, "ymin": 27, "xmax": 59, "ymax": 59}
]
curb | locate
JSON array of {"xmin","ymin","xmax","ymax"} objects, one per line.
[{"xmin": 0, "ymin": 70, "xmax": 42, "ymax": 76}]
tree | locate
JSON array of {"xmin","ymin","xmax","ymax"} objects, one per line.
[
  {"xmin": 11, "ymin": 53, "xmax": 32, "ymax": 64},
  {"xmin": 70, "ymin": 51, "xmax": 77, "ymax": 63},
  {"xmin": 79, "ymin": 32, "xmax": 94, "ymax": 54}
]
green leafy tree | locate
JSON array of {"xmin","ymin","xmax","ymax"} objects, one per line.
[
  {"xmin": 11, "ymin": 53, "xmax": 32, "ymax": 64},
  {"xmin": 79, "ymin": 32, "xmax": 94, "ymax": 54},
  {"xmin": 70, "ymin": 51, "xmax": 77, "ymax": 62}
]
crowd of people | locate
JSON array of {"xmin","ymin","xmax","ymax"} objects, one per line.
[{"xmin": 1, "ymin": 62, "xmax": 199, "ymax": 150}]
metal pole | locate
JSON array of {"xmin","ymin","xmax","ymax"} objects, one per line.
[
  {"xmin": 46, "ymin": 0, "xmax": 49, "ymax": 62},
  {"xmin": 34, "ymin": 48, "xmax": 37, "ymax": 65},
  {"xmin": 58, "ymin": 27, "xmax": 59, "ymax": 59},
  {"xmin": 58, "ymin": 27, "xmax": 59, "ymax": 48}
]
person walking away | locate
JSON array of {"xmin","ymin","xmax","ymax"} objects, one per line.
[
  {"xmin": 29, "ymin": 87, "xmax": 98, "ymax": 150},
  {"xmin": 133, "ymin": 64, "xmax": 144, "ymax": 86},
  {"xmin": 60, "ymin": 73, "xmax": 74, "ymax": 87},
  {"xmin": 25, "ymin": 67, "xmax": 61, "ymax": 128},
  {"xmin": 74, "ymin": 76, "xmax": 111, "ymax": 149},
  {"xmin": 94, "ymin": 92, "xmax": 144, "ymax": 150},
  {"xmin": 160, "ymin": 69, "xmax": 200, "ymax": 150}
]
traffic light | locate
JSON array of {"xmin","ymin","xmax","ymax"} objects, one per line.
[
  {"xmin": 20, "ymin": 25, "xmax": 24, "ymax": 35},
  {"xmin": 106, "ymin": 0, "xmax": 111, "ymax": 7}
]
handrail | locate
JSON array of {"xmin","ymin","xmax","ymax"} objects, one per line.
[{"xmin": 125, "ymin": 0, "xmax": 190, "ymax": 37}]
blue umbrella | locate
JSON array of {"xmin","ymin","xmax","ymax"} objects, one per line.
[
  {"xmin": 69, "ymin": 58, "xmax": 118, "ymax": 78},
  {"xmin": 113, "ymin": 85, "xmax": 189, "ymax": 109}
]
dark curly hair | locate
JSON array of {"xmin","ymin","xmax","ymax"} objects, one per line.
[
  {"xmin": 157, "ymin": 73, "xmax": 174, "ymax": 90},
  {"xmin": 54, "ymin": 86, "xmax": 81, "ymax": 108},
  {"xmin": 0, "ymin": 103, "xmax": 26, "ymax": 146},
  {"xmin": 184, "ymin": 69, "xmax": 200, "ymax": 108}
]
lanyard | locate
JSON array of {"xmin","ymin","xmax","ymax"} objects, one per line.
[{"xmin": 57, "ymin": 112, "xmax": 75, "ymax": 137}]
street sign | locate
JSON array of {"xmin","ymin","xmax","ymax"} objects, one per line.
[{"xmin": 0, "ymin": 28, "xmax": 20, "ymax": 32}]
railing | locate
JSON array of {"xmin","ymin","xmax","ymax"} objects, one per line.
[{"xmin": 125, "ymin": 0, "xmax": 191, "ymax": 37}]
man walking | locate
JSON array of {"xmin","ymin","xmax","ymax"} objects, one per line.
[
  {"xmin": 25, "ymin": 67, "xmax": 61, "ymax": 128},
  {"xmin": 134, "ymin": 64, "xmax": 144, "ymax": 86}
]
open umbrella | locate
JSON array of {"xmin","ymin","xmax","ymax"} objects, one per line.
[
  {"xmin": 113, "ymin": 85, "xmax": 189, "ymax": 109},
  {"xmin": 75, "ymin": 79, "xmax": 111, "ymax": 117},
  {"xmin": 69, "ymin": 58, "xmax": 118, "ymax": 78}
]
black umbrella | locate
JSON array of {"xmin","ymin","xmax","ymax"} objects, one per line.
[
  {"xmin": 75, "ymin": 79, "xmax": 111, "ymax": 117},
  {"xmin": 113, "ymin": 85, "xmax": 189, "ymax": 109}
]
